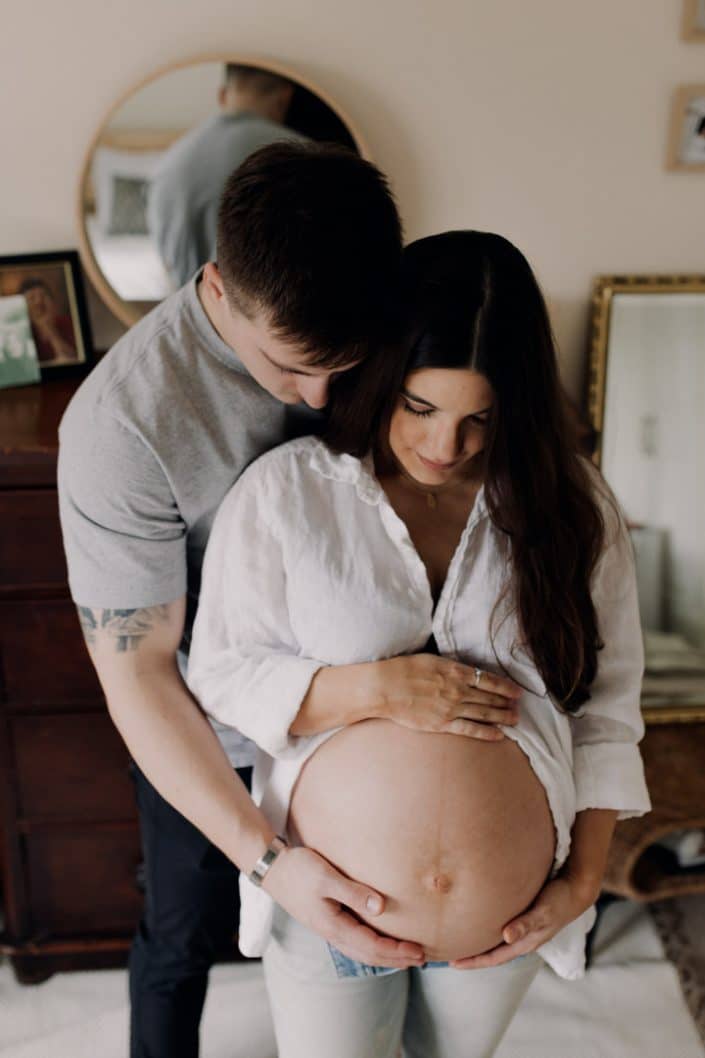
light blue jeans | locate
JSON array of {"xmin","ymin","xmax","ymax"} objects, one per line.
[
  {"xmin": 263, "ymin": 907, "xmax": 542, "ymax": 1058},
  {"xmin": 327, "ymin": 944, "xmax": 451, "ymax": 976}
]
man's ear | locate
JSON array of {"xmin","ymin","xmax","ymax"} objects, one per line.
[{"xmin": 201, "ymin": 262, "xmax": 226, "ymax": 302}]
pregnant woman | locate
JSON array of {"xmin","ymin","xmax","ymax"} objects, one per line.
[{"xmin": 187, "ymin": 231, "xmax": 651, "ymax": 1058}]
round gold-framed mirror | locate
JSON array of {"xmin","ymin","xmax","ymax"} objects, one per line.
[{"xmin": 77, "ymin": 54, "xmax": 370, "ymax": 328}]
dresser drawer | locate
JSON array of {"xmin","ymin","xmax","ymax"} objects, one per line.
[
  {"xmin": 24, "ymin": 826, "xmax": 143, "ymax": 936},
  {"xmin": 0, "ymin": 491, "xmax": 67, "ymax": 589},
  {"xmin": 0, "ymin": 600, "xmax": 102, "ymax": 708},
  {"xmin": 12, "ymin": 713, "xmax": 135, "ymax": 821}
]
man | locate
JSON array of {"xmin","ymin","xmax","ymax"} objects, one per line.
[
  {"xmin": 148, "ymin": 63, "xmax": 304, "ymax": 287},
  {"xmin": 58, "ymin": 141, "xmax": 423, "ymax": 1058}
]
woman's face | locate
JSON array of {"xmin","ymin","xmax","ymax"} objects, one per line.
[{"xmin": 387, "ymin": 368, "xmax": 494, "ymax": 487}]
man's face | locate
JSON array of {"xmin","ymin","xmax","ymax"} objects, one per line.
[{"xmin": 201, "ymin": 265, "xmax": 358, "ymax": 408}]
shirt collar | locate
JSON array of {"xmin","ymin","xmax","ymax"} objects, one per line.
[
  {"xmin": 183, "ymin": 271, "xmax": 250, "ymax": 376},
  {"xmin": 306, "ymin": 438, "xmax": 488, "ymax": 517}
]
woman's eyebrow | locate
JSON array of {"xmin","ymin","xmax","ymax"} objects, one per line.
[{"xmin": 401, "ymin": 388, "xmax": 437, "ymax": 408}]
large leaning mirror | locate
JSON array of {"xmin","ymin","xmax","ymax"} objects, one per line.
[
  {"xmin": 588, "ymin": 275, "xmax": 705, "ymax": 723},
  {"xmin": 77, "ymin": 55, "xmax": 369, "ymax": 327}
]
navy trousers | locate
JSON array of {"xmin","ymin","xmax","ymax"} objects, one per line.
[{"xmin": 128, "ymin": 762, "xmax": 253, "ymax": 1058}]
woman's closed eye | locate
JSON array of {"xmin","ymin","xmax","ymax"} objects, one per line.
[
  {"xmin": 401, "ymin": 400, "xmax": 488, "ymax": 427},
  {"xmin": 402, "ymin": 400, "xmax": 434, "ymax": 418}
]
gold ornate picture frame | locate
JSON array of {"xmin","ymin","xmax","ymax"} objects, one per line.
[
  {"xmin": 587, "ymin": 274, "xmax": 705, "ymax": 725},
  {"xmin": 682, "ymin": 0, "xmax": 705, "ymax": 40}
]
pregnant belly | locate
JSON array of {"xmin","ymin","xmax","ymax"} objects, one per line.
[{"xmin": 288, "ymin": 719, "xmax": 556, "ymax": 962}]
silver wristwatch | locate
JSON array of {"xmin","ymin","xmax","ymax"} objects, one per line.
[{"xmin": 248, "ymin": 835, "xmax": 288, "ymax": 887}]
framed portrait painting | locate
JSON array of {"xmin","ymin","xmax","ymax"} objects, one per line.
[
  {"xmin": 682, "ymin": 0, "xmax": 705, "ymax": 39},
  {"xmin": 0, "ymin": 251, "xmax": 94, "ymax": 381},
  {"xmin": 666, "ymin": 84, "xmax": 705, "ymax": 170}
]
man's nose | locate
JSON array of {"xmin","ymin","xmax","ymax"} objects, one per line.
[{"xmin": 297, "ymin": 375, "xmax": 330, "ymax": 409}]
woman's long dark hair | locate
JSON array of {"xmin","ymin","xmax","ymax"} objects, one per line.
[{"xmin": 326, "ymin": 230, "xmax": 606, "ymax": 712}]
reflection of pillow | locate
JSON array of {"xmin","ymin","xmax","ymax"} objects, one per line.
[
  {"xmin": 109, "ymin": 175, "xmax": 149, "ymax": 235},
  {"xmin": 92, "ymin": 147, "xmax": 163, "ymax": 234}
]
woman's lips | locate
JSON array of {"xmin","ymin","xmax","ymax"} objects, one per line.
[{"xmin": 417, "ymin": 453, "xmax": 459, "ymax": 472}]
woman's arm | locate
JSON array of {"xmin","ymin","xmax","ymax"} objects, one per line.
[
  {"xmin": 187, "ymin": 470, "xmax": 326, "ymax": 758},
  {"xmin": 559, "ymin": 808, "xmax": 620, "ymax": 902}
]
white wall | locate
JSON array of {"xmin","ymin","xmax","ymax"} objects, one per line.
[
  {"xmin": 1, "ymin": 0, "xmax": 703, "ymax": 392},
  {"xmin": 110, "ymin": 63, "xmax": 223, "ymax": 130}
]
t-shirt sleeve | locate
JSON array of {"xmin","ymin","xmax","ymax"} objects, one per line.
[{"xmin": 58, "ymin": 402, "xmax": 187, "ymax": 608}]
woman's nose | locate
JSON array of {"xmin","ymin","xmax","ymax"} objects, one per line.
[{"xmin": 429, "ymin": 425, "xmax": 462, "ymax": 461}]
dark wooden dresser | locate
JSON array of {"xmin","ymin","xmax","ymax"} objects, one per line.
[{"xmin": 0, "ymin": 379, "xmax": 142, "ymax": 983}]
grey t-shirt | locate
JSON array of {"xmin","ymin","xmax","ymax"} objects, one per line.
[
  {"xmin": 58, "ymin": 275, "xmax": 317, "ymax": 765},
  {"xmin": 148, "ymin": 112, "xmax": 304, "ymax": 287}
]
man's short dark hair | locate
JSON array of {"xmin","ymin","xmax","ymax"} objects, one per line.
[
  {"xmin": 224, "ymin": 63, "xmax": 293, "ymax": 96},
  {"xmin": 215, "ymin": 141, "xmax": 403, "ymax": 368}
]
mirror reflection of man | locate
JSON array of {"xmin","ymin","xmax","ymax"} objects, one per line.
[{"xmin": 148, "ymin": 64, "xmax": 305, "ymax": 288}]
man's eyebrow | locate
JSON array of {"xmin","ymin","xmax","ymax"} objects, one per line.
[
  {"xmin": 401, "ymin": 388, "xmax": 492, "ymax": 417},
  {"xmin": 258, "ymin": 346, "xmax": 316, "ymax": 376}
]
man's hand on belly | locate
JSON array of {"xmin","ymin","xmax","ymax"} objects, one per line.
[{"xmin": 263, "ymin": 845, "xmax": 427, "ymax": 968}]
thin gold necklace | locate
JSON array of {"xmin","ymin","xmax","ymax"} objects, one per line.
[{"xmin": 379, "ymin": 447, "xmax": 473, "ymax": 510}]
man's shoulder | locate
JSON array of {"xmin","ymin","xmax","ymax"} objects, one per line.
[{"xmin": 61, "ymin": 285, "xmax": 215, "ymax": 432}]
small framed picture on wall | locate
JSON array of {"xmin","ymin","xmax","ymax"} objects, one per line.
[
  {"xmin": 667, "ymin": 84, "xmax": 705, "ymax": 170},
  {"xmin": 682, "ymin": 0, "xmax": 705, "ymax": 39},
  {"xmin": 0, "ymin": 251, "xmax": 94, "ymax": 383}
]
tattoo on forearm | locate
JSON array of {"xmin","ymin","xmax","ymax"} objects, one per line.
[
  {"xmin": 77, "ymin": 605, "xmax": 170, "ymax": 652},
  {"xmin": 77, "ymin": 607, "xmax": 98, "ymax": 646}
]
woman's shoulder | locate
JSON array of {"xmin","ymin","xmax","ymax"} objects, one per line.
[
  {"xmin": 243, "ymin": 435, "xmax": 356, "ymax": 484},
  {"xmin": 218, "ymin": 436, "xmax": 362, "ymax": 517}
]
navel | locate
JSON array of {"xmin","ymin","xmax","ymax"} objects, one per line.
[{"xmin": 422, "ymin": 871, "xmax": 453, "ymax": 894}]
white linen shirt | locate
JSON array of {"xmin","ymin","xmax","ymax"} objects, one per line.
[{"xmin": 187, "ymin": 436, "xmax": 651, "ymax": 980}]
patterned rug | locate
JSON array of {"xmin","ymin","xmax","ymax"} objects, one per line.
[{"xmin": 650, "ymin": 896, "xmax": 705, "ymax": 1045}]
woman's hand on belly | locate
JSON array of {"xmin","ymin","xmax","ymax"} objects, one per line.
[
  {"xmin": 450, "ymin": 807, "xmax": 620, "ymax": 969},
  {"xmin": 292, "ymin": 654, "xmax": 522, "ymax": 740},
  {"xmin": 448, "ymin": 874, "xmax": 595, "ymax": 970},
  {"xmin": 369, "ymin": 654, "xmax": 523, "ymax": 740}
]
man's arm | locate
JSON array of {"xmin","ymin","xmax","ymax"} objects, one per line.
[
  {"xmin": 79, "ymin": 597, "xmax": 271, "ymax": 872},
  {"xmin": 79, "ymin": 596, "xmax": 425, "ymax": 968}
]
